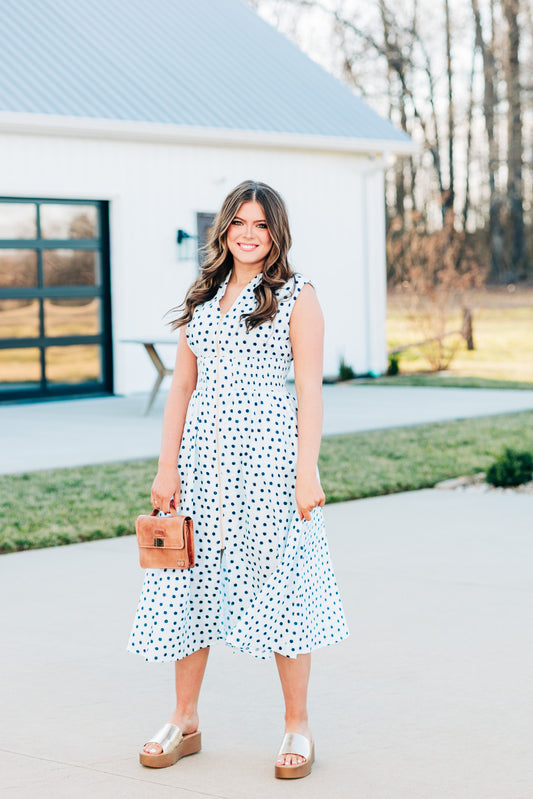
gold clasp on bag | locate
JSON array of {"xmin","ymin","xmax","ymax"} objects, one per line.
[{"xmin": 153, "ymin": 537, "xmax": 165, "ymax": 547}]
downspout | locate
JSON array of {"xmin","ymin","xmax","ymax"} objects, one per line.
[{"xmin": 360, "ymin": 154, "xmax": 387, "ymax": 376}]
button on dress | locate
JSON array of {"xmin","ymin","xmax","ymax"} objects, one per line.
[{"xmin": 128, "ymin": 272, "xmax": 349, "ymax": 661}]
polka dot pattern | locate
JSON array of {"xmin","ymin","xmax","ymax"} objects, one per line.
[{"xmin": 127, "ymin": 272, "xmax": 349, "ymax": 661}]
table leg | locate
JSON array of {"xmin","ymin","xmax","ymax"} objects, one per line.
[{"xmin": 143, "ymin": 344, "xmax": 173, "ymax": 415}]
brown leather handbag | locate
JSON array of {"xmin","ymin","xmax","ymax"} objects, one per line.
[{"xmin": 135, "ymin": 502, "xmax": 194, "ymax": 569}]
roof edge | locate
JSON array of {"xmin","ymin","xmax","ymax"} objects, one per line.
[{"xmin": 0, "ymin": 111, "xmax": 419, "ymax": 156}]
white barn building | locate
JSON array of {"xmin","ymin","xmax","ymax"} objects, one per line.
[{"xmin": 0, "ymin": 0, "xmax": 413, "ymax": 401}]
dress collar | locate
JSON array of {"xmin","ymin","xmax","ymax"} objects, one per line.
[
  {"xmin": 215, "ymin": 270, "xmax": 263, "ymax": 312},
  {"xmin": 215, "ymin": 271, "xmax": 232, "ymax": 299}
]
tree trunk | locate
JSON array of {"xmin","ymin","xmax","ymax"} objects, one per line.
[
  {"xmin": 462, "ymin": 44, "xmax": 476, "ymax": 230},
  {"xmin": 471, "ymin": 0, "xmax": 505, "ymax": 280},
  {"xmin": 394, "ymin": 90, "xmax": 408, "ymax": 221},
  {"xmin": 444, "ymin": 0, "xmax": 455, "ymax": 220},
  {"xmin": 503, "ymin": 0, "xmax": 528, "ymax": 278}
]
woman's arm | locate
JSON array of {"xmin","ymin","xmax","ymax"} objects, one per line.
[
  {"xmin": 289, "ymin": 283, "xmax": 326, "ymax": 521},
  {"xmin": 150, "ymin": 328, "xmax": 197, "ymax": 513}
]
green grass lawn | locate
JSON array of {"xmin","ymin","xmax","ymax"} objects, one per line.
[
  {"xmin": 356, "ymin": 374, "xmax": 533, "ymax": 390},
  {"xmin": 1, "ymin": 410, "xmax": 532, "ymax": 554}
]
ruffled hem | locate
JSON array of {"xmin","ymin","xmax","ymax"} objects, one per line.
[{"xmin": 127, "ymin": 509, "xmax": 349, "ymax": 662}]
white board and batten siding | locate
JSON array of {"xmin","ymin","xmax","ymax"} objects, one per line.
[{"xmin": 1, "ymin": 128, "xmax": 388, "ymax": 394}]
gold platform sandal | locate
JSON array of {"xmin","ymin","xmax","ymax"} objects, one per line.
[
  {"xmin": 275, "ymin": 732, "xmax": 315, "ymax": 779},
  {"xmin": 139, "ymin": 723, "xmax": 201, "ymax": 768}
]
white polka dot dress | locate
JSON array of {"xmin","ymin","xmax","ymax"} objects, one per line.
[{"xmin": 127, "ymin": 272, "xmax": 349, "ymax": 661}]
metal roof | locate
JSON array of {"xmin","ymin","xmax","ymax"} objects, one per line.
[{"xmin": 0, "ymin": 0, "xmax": 409, "ymax": 143}]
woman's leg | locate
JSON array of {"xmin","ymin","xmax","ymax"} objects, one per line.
[
  {"xmin": 143, "ymin": 646, "xmax": 210, "ymax": 754},
  {"xmin": 274, "ymin": 652, "xmax": 313, "ymax": 766}
]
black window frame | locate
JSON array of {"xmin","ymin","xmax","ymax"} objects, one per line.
[
  {"xmin": 196, "ymin": 212, "xmax": 216, "ymax": 268},
  {"xmin": 0, "ymin": 197, "xmax": 113, "ymax": 402}
]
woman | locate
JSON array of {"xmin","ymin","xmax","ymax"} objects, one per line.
[{"xmin": 128, "ymin": 180, "xmax": 348, "ymax": 779}]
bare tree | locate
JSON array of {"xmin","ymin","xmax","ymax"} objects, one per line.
[
  {"xmin": 444, "ymin": 0, "xmax": 455, "ymax": 218},
  {"xmin": 503, "ymin": 0, "xmax": 528, "ymax": 278},
  {"xmin": 470, "ymin": 0, "xmax": 506, "ymax": 278},
  {"xmin": 387, "ymin": 212, "xmax": 486, "ymax": 370},
  {"xmin": 249, "ymin": 0, "xmax": 532, "ymax": 279},
  {"xmin": 462, "ymin": 43, "xmax": 477, "ymax": 229}
]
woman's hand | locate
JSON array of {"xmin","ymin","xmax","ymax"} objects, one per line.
[
  {"xmin": 295, "ymin": 473, "xmax": 326, "ymax": 521},
  {"xmin": 151, "ymin": 466, "xmax": 181, "ymax": 513}
]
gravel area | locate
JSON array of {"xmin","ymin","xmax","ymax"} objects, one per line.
[{"xmin": 435, "ymin": 473, "xmax": 533, "ymax": 494}]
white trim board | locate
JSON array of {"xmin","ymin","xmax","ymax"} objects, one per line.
[{"xmin": 0, "ymin": 111, "xmax": 419, "ymax": 156}]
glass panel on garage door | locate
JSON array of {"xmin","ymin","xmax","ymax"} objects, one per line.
[{"xmin": 0, "ymin": 199, "xmax": 112, "ymax": 400}]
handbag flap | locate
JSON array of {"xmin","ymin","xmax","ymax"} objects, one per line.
[{"xmin": 135, "ymin": 514, "xmax": 186, "ymax": 550}]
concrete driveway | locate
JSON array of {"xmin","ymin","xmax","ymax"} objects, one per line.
[
  {"xmin": 1, "ymin": 383, "xmax": 533, "ymax": 474},
  {"xmin": 1, "ymin": 489, "xmax": 532, "ymax": 799},
  {"xmin": 1, "ymin": 384, "xmax": 532, "ymax": 797}
]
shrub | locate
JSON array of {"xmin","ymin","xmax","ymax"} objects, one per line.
[
  {"xmin": 486, "ymin": 448, "xmax": 533, "ymax": 487},
  {"xmin": 338, "ymin": 358, "xmax": 356, "ymax": 381},
  {"xmin": 387, "ymin": 212, "xmax": 486, "ymax": 371},
  {"xmin": 387, "ymin": 354, "xmax": 400, "ymax": 376}
]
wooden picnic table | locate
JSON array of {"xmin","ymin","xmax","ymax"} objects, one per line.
[{"xmin": 122, "ymin": 339, "xmax": 177, "ymax": 414}]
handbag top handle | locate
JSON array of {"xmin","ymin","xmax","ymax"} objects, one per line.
[{"xmin": 151, "ymin": 498, "xmax": 178, "ymax": 517}]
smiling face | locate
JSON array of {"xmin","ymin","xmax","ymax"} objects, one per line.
[{"xmin": 226, "ymin": 201, "xmax": 272, "ymax": 274}]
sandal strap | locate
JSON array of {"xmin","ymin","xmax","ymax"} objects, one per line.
[
  {"xmin": 277, "ymin": 732, "xmax": 312, "ymax": 760},
  {"xmin": 144, "ymin": 723, "xmax": 183, "ymax": 754}
]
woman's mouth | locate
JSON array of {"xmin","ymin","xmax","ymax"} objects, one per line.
[{"xmin": 237, "ymin": 243, "xmax": 258, "ymax": 251}]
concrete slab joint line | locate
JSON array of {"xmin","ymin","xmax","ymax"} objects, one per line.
[{"xmin": 0, "ymin": 749, "xmax": 230, "ymax": 798}]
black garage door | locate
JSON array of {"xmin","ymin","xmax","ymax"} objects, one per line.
[{"xmin": 0, "ymin": 198, "xmax": 112, "ymax": 401}]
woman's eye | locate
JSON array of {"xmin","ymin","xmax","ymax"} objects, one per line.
[
  {"xmin": 257, "ymin": 223, "xmax": 268, "ymax": 229},
  {"xmin": 231, "ymin": 219, "xmax": 243, "ymax": 226}
]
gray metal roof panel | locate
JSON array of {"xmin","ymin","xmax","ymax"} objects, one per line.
[{"xmin": 0, "ymin": 0, "xmax": 409, "ymax": 142}]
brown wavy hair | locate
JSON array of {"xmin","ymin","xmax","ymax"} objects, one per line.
[{"xmin": 169, "ymin": 180, "xmax": 294, "ymax": 331}]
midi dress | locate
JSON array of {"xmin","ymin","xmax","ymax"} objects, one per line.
[{"xmin": 127, "ymin": 271, "xmax": 349, "ymax": 662}]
